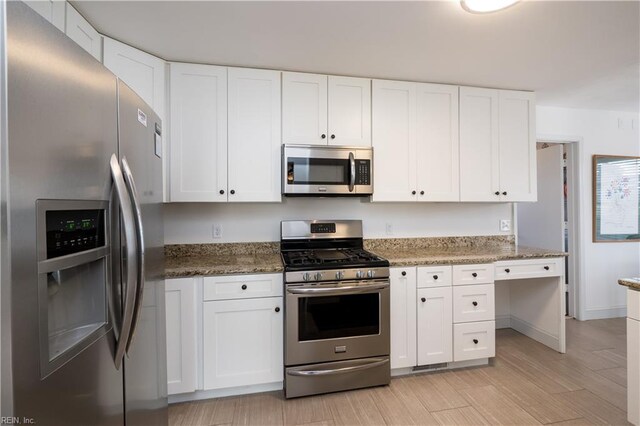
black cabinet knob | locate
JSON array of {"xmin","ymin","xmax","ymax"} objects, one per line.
[
  {"xmin": 230, "ymin": 190, "xmax": 235, "ymax": 195},
  {"xmin": 495, "ymin": 191, "xmax": 500, "ymax": 196},
  {"xmin": 420, "ymin": 191, "xmax": 425, "ymax": 195},
  {"xmin": 505, "ymin": 268, "xmax": 510, "ymax": 273},
  {"xmin": 473, "ymin": 339, "xmax": 479, "ymax": 344},
  {"xmin": 544, "ymin": 266, "xmax": 550, "ymax": 270},
  {"xmin": 275, "ymin": 307, "xmax": 280, "ymax": 313},
  {"xmin": 219, "ymin": 190, "xmax": 225, "ymax": 195},
  {"xmin": 330, "ymin": 134, "xmax": 336, "ymax": 139},
  {"xmin": 472, "ymin": 301, "xmax": 478, "ymax": 306},
  {"xmin": 433, "ymin": 275, "xmax": 438, "ymax": 280},
  {"xmin": 421, "ymin": 297, "xmax": 426, "ymax": 303},
  {"xmin": 502, "ymin": 191, "xmax": 507, "ymax": 196},
  {"xmin": 321, "ymin": 134, "xmax": 326, "ymax": 139},
  {"xmin": 472, "ymin": 272, "xmax": 478, "ymax": 278},
  {"xmin": 241, "ymin": 284, "xmax": 247, "ymax": 290},
  {"xmin": 401, "ymin": 271, "xmax": 407, "ymax": 276},
  {"xmin": 412, "ymin": 190, "xmax": 416, "ymax": 195}
]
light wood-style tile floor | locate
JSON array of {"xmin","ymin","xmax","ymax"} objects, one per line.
[{"xmin": 169, "ymin": 318, "xmax": 629, "ymax": 425}]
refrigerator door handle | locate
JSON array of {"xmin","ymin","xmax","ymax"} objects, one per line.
[
  {"xmin": 121, "ymin": 156, "xmax": 146, "ymax": 353},
  {"xmin": 110, "ymin": 154, "xmax": 138, "ymax": 370}
]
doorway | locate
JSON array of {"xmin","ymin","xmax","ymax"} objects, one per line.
[{"xmin": 517, "ymin": 139, "xmax": 582, "ymax": 319}]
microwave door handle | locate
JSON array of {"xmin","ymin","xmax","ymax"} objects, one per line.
[
  {"xmin": 121, "ymin": 157, "xmax": 145, "ymax": 353},
  {"xmin": 349, "ymin": 151, "xmax": 356, "ymax": 192},
  {"xmin": 109, "ymin": 154, "xmax": 138, "ymax": 370}
]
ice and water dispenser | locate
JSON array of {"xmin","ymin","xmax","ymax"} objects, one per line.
[{"xmin": 36, "ymin": 200, "xmax": 111, "ymax": 377}]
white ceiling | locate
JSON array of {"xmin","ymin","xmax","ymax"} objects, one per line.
[{"xmin": 72, "ymin": 0, "xmax": 640, "ymax": 112}]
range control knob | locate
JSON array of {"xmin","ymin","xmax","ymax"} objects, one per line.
[
  {"xmin": 335, "ymin": 271, "xmax": 345, "ymax": 280},
  {"xmin": 302, "ymin": 272, "xmax": 311, "ymax": 282},
  {"xmin": 355, "ymin": 270, "xmax": 364, "ymax": 279},
  {"xmin": 314, "ymin": 272, "xmax": 324, "ymax": 281},
  {"xmin": 367, "ymin": 270, "xmax": 376, "ymax": 278}
]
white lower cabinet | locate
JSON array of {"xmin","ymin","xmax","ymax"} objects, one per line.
[
  {"xmin": 165, "ymin": 278, "xmax": 198, "ymax": 395},
  {"xmin": 203, "ymin": 296, "xmax": 283, "ymax": 390},
  {"xmin": 627, "ymin": 289, "xmax": 640, "ymax": 426},
  {"xmin": 390, "ymin": 267, "xmax": 417, "ymax": 369},
  {"xmin": 453, "ymin": 321, "xmax": 496, "ymax": 362},
  {"xmin": 417, "ymin": 286, "xmax": 453, "ymax": 365}
]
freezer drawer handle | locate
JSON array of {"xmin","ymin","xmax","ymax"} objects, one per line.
[
  {"xmin": 110, "ymin": 154, "xmax": 138, "ymax": 370},
  {"xmin": 287, "ymin": 358, "xmax": 388, "ymax": 377}
]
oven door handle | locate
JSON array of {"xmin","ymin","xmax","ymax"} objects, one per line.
[
  {"xmin": 287, "ymin": 283, "xmax": 388, "ymax": 295},
  {"xmin": 287, "ymin": 358, "xmax": 389, "ymax": 377},
  {"xmin": 348, "ymin": 151, "xmax": 356, "ymax": 192}
]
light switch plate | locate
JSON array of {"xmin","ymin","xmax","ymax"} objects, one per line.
[{"xmin": 500, "ymin": 219, "xmax": 511, "ymax": 232}]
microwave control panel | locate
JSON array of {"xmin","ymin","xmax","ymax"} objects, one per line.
[{"xmin": 355, "ymin": 160, "xmax": 371, "ymax": 186}]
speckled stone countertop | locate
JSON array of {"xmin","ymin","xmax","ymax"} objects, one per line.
[
  {"xmin": 164, "ymin": 236, "xmax": 567, "ymax": 278},
  {"xmin": 619, "ymin": 278, "xmax": 640, "ymax": 291}
]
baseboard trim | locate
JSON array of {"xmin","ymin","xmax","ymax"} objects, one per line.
[
  {"xmin": 510, "ymin": 315, "xmax": 561, "ymax": 352},
  {"xmin": 168, "ymin": 382, "xmax": 283, "ymax": 403},
  {"xmin": 583, "ymin": 306, "xmax": 627, "ymax": 320}
]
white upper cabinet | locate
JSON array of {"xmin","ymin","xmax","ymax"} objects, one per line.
[
  {"xmin": 460, "ymin": 87, "xmax": 536, "ymax": 202},
  {"xmin": 103, "ymin": 37, "xmax": 166, "ymax": 121},
  {"xmin": 282, "ymin": 72, "xmax": 328, "ymax": 145},
  {"xmin": 498, "ymin": 90, "xmax": 537, "ymax": 202},
  {"xmin": 459, "ymin": 87, "xmax": 500, "ymax": 202},
  {"xmin": 416, "ymin": 83, "xmax": 460, "ymax": 201},
  {"xmin": 372, "ymin": 80, "xmax": 417, "ymax": 202},
  {"xmin": 328, "ymin": 76, "xmax": 371, "ymax": 147},
  {"xmin": 283, "ymin": 72, "xmax": 372, "ymax": 147},
  {"xmin": 372, "ymin": 80, "xmax": 459, "ymax": 202},
  {"xmin": 227, "ymin": 67, "xmax": 282, "ymax": 202},
  {"xmin": 169, "ymin": 63, "xmax": 227, "ymax": 202},
  {"xmin": 24, "ymin": 0, "xmax": 65, "ymax": 31},
  {"xmin": 65, "ymin": 4, "xmax": 102, "ymax": 60}
]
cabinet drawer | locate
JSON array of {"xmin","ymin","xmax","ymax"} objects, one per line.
[
  {"xmin": 203, "ymin": 273, "xmax": 283, "ymax": 301},
  {"xmin": 453, "ymin": 321, "xmax": 495, "ymax": 362},
  {"xmin": 417, "ymin": 265, "xmax": 452, "ymax": 288},
  {"xmin": 453, "ymin": 264, "xmax": 494, "ymax": 286},
  {"xmin": 494, "ymin": 258, "xmax": 563, "ymax": 281},
  {"xmin": 453, "ymin": 284, "xmax": 495, "ymax": 323}
]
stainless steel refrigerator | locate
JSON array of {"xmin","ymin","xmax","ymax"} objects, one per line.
[{"xmin": 0, "ymin": 2, "xmax": 167, "ymax": 425}]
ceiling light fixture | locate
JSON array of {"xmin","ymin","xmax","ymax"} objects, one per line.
[{"xmin": 461, "ymin": 0, "xmax": 520, "ymax": 14}]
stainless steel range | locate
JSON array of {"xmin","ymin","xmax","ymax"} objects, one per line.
[{"xmin": 281, "ymin": 220, "xmax": 391, "ymax": 398}]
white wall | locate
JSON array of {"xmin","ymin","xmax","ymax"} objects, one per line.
[
  {"xmin": 536, "ymin": 106, "xmax": 640, "ymax": 320},
  {"xmin": 164, "ymin": 200, "xmax": 513, "ymax": 244}
]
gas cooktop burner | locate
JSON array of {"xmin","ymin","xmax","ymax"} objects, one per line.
[{"xmin": 282, "ymin": 248, "xmax": 386, "ymax": 269}]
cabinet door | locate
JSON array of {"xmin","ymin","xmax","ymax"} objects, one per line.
[
  {"xmin": 498, "ymin": 90, "xmax": 537, "ymax": 202},
  {"xmin": 282, "ymin": 72, "xmax": 328, "ymax": 145},
  {"xmin": 203, "ymin": 297, "xmax": 283, "ymax": 390},
  {"xmin": 459, "ymin": 87, "xmax": 500, "ymax": 202},
  {"xmin": 371, "ymin": 80, "xmax": 417, "ymax": 202},
  {"xmin": 165, "ymin": 278, "xmax": 197, "ymax": 395},
  {"xmin": 416, "ymin": 84, "xmax": 460, "ymax": 201},
  {"xmin": 169, "ymin": 63, "xmax": 227, "ymax": 202},
  {"xmin": 328, "ymin": 76, "xmax": 371, "ymax": 147},
  {"xmin": 390, "ymin": 267, "xmax": 417, "ymax": 369},
  {"xmin": 23, "ymin": 0, "xmax": 65, "ymax": 31},
  {"xmin": 65, "ymin": 4, "xmax": 102, "ymax": 60},
  {"xmin": 228, "ymin": 68, "xmax": 282, "ymax": 202},
  {"xmin": 103, "ymin": 37, "xmax": 166, "ymax": 121},
  {"xmin": 417, "ymin": 287, "xmax": 453, "ymax": 365}
]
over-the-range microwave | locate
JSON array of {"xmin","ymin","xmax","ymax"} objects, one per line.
[{"xmin": 282, "ymin": 144, "xmax": 373, "ymax": 196}]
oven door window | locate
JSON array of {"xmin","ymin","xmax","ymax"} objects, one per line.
[
  {"xmin": 298, "ymin": 293, "xmax": 380, "ymax": 341},
  {"xmin": 287, "ymin": 158, "xmax": 350, "ymax": 185}
]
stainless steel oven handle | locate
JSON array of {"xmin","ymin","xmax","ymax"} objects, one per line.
[
  {"xmin": 287, "ymin": 358, "xmax": 389, "ymax": 376},
  {"xmin": 349, "ymin": 151, "xmax": 355, "ymax": 192},
  {"xmin": 287, "ymin": 283, "xmax": 389, "ymax": 295}
]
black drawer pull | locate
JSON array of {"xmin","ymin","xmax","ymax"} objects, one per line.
[
  {"xmin": 472, "ymin": 272, "xmax": 478, "ymax": 278},
  {"xmin": 433, "ymin": 275, "xmax": 438, "ymax": 280},
  {"xmin": 241, "ymin": 284, "xmax": 247, "ymax": 290},
  {"xmin": 472, "ymin": 301, "xmax": 478, "ymax": 306},
  {"xmin": 421, "ymin": 297, "xmax": 426, "ymax": 303},
  {"xmin": 473, "ymin": 339, "xmax": 479, "ymax": 344},
  {"xmin": 544, "ymin": 266, "xmax": 550, "ymax": 270},
  {"xmin": 275, "ymin": 307, "xmax": 280, "ymax": 313},
  {"xmin": 401, "ymin": 271, "xmax": 406, "ymax": 276},
  {"xmin": 505, "ymin": 268, "xmax": 510, "ymax": 273}
]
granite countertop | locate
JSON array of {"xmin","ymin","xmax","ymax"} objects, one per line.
[
  {"xmin": 164, "ymin": 236, "xmax": 567, "ymax": 278},
  {"xmin": 619, "ymin": 277, "xmax": 640, "ymax": 291}
]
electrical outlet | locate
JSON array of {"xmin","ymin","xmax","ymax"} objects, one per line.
[
  {"xmin": 500, "ymin": 219, "xmax": 511, "ymax": 232},
  {"xmin": 385, "ymin": 223, "xmax": 393, "ymax": 235},
  {"xmin": 212, "ymin": 223, "xmax": 222, "ymax": 239}
]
